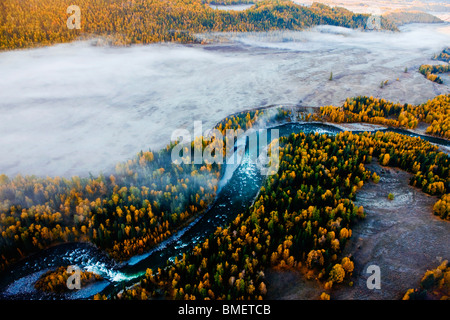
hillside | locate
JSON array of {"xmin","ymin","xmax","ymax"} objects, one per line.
[{"xmin": 0, "ymin": 0, "xmax": 397, "ymax": 50}]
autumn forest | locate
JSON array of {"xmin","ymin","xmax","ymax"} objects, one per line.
[
  {"xmin": 0, "ymin": 0, "xmax": 397, "ymax": 50},
  {"xmin": 0, "ymin": 0, "xmax": 449, "ymax": 307}
]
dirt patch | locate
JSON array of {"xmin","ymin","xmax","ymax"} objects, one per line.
[
  {"xmin": 332, "ymin": 163, "xmax": 450, "ymax": 300},
  {"xmin": 265, "ymin": 268, "xmax": 323, "ymax": 300},
  {"xmin": 329, "ymin": 122, "xmax": 387, "ymax": 132},
  {"xmin": 265, "ymin": 163, "xmax": 450, "ymax": 300}
]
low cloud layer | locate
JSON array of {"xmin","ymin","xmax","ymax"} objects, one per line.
[{"xmin": 0, "ymin": 23, "xmax": 449, "ymax": 178}]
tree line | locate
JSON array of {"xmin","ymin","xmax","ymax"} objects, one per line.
[
  {"xmin": 419, "ymin": 64, "xmax": 450, "ymax": 84},
  {"xmin": 0, "ymin": 0, "xmax": 397, "ymax": 50},
  {"xmin": 320, "ymin": 94, "xmax": 450, "ymax": 139},
  {"xmin": 2, "ymin": 96, "xmax": 448, "ymax": 298},
  {"xmin": 34, "ymin": 266, "xmax": 103, "ymax": 294}
]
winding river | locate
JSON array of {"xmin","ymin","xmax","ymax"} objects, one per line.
[{"xmin": 0, "ymin": 121, "xmax": 448, "ymax": 300}]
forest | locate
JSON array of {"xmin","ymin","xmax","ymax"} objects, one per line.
[
  {"xmin": 320, "ymin": 94, "xmax": 450, "ymax": 139},
  {"xmin": 0, "ymin": 0, "xmax": 448, "ymax": 303},
  {"xmin": 108, "ymin": 125, "xmax": 449, "ymax": 300},
  {"xmin": 0, "ymin": 110, "xmax": 262, "ymax": 272},
  {"xmin": 0, "ymin": 0, "xmax": 397, "ymax": 50}
]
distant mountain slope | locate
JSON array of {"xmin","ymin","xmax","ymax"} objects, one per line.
[{"xmin": 383, "ymin": 10, "xmax": 443, "ymax": 26}]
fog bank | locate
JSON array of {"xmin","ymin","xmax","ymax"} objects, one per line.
[{"xmin": 0, "ymin": 23, "xmax": 449, "ymax": 177}]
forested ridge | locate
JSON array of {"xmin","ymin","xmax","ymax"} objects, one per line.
[{"xmin": 0, "ymin": 0, "xmax": 396, "ymax": 50}]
